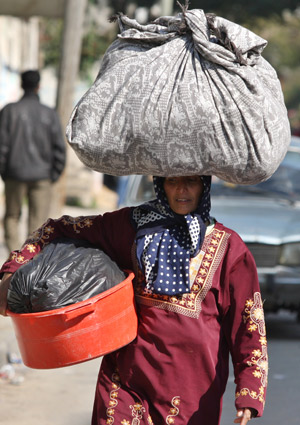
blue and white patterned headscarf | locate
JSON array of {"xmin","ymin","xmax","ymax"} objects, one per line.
[{"xmin": 131, "ymin": 176, "xmax": 211, "ymax": 295}]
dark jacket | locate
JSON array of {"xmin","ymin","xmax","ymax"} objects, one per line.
[{"xmin": 0, "ymin": 92, "xmax": 66, "ymax": 182}]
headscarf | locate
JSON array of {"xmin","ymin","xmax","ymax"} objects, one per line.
[{"xmin": 131, "ymin": 176, "xmax": 211, "ymax": 295}]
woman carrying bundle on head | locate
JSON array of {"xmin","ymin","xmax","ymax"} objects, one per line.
[{"xmin": 0, "ymin": 175, "xmax": 267, "ymax": 425}]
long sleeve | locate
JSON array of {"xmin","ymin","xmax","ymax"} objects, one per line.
[
  {"xmin": 0, "ymin": 106, "xmax": 10, "ymax": 177},
  {"xmin": 50, "ymin": 110, "xmax": 66, "ymax": 182},
  {"xmin": 222, "ymin": 246, "xmax": 268, "ymax": 417},
  {"xmin": 0, "ymin": 208, "xmax": 136, "ymax": 276}
]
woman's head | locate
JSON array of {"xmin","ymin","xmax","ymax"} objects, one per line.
[
  {"xmin": 163, "ymin": 176, "xmax": 203, "ymax": 215},
  {"xmin": 132, "ymin": 175, "xmax": 211, "ymax": 295},
  {"xmin": 153, "ymin": 175, "xmax": 211, "ymax": 220}
]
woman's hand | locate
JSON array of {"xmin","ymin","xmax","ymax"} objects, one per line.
[
  {"xmin": 0, "ymin": 273, "xmax": 12, "ymax": 316},
  {"xmin": 234, "ymin": 408, "xmax": 255, "ymax": 424}
]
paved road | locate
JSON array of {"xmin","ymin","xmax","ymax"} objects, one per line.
[
  {"xmin": 220, "ymin": 310, "xmax": 300, "ymax": 425},
  {"xmin": 0, "ymin": 317, "xmax": 101, "ymax": 425}
]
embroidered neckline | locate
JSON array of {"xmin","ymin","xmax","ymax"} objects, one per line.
[{"xmin": 134, "ymin": 226, "xmax": 230, "ymax": 318}]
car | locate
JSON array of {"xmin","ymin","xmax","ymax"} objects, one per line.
[{"xmin": 120, "ymin": 136, "xmax": 300, "ymax": 318}]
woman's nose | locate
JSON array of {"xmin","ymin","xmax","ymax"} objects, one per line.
[{"xmin": 177, "ymin": 182, "xmax": 188, "ymax": 192}]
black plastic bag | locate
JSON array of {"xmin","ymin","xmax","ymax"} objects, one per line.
[{"xmin": 7, "ymin": 238, "xmax": 126, "ymax": 313}]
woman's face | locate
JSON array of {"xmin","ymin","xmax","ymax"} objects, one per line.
[{"xmin": 163, "ymin": 176, "xmax": 203, "ymax": 215}]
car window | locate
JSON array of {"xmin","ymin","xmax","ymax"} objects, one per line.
[{"xmin": 135, "ymin": 176, "xmax": 154, "ymax": 203}]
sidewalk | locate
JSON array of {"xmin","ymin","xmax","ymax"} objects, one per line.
[{"xmin": 0, "ymin": 186, "xmax": 118, "ymax": 425}]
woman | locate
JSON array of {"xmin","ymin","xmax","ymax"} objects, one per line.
[{"xmin": 0, "ymin": 176, "xmax": 267, "ymax": 425}]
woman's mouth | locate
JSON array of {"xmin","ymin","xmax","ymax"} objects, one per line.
[{"xmin": 176, "ymin": 198, "xmax": 191, "ymax": 203}]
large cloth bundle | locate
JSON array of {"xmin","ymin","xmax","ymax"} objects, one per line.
[{"xmin": 66, "ymin": 8, "xmax": 290, "ymax": 184}]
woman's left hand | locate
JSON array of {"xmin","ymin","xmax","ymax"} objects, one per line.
[{"xmin": 234, "ymin": 408, "xmax": 253, "ymax": 424}]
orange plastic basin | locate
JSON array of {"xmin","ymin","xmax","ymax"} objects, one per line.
[{"xmin": 7, "ymin": 272, "xmax": 137, "ymax": 369}]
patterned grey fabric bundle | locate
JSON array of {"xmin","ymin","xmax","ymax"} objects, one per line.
[{"xmin": 66, "ymin": 8, "xmax": 290, "ymax": 184}]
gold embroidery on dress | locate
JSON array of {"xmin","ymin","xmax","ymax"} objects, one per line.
[
  {"xmin": 236, "ymin": 293, "xmax": 268, "ymax": 406},
  {"xmin": 166, "ymin": 396, "xmax": 180, "ymax": 424},
  {"xmin": 189, "ymin": 251, "xmax": 204, "ymax": 286},
  {"xmin": 244, "ymin": 292, "xmax": 266, "ymax": 336},
  {"xmin": 25, "ymin": 215, "xmax": 97, "ymax": 246},
  {"xmin": 106, "ymin": 373, "xmax": 180, "ymax": 425},
  {"xmin": 61, "ymin": 215, "xmax": 95, "ymax": 233},
  {"xmin": 147, "ymin": 415, "xmax": 154, "ymax": 424},
  {"xmin": 135, "ymin": 229, "xmax": 230, "ymax": 318},
  {"xmin": 106, "ymin": 370, "xmax": 150, "ymax": 425},
  {"xmin": 25, "ymin": 244, "xmax": 37, "ymax": 253},
  {"xmin": 106, "ymin": 372, "xmax": 121, "ymax": 424},
  {"xmin": 13, "ymin": 237, "xmax": 45, "ymax": 263},
  {"xmin": 25, "ymin": 218, "xmax": 56, "ymax": 246},
  {"xmin": 9, "ymin": 252, "xmax": 28, "ymax": 265},
  {"xmin": 235, "ymin": 387, "xmax": 265, "ymax": 403},
  {"xmin": 128, "ymin": 403, "xmax": 146, "ymax": 425}
]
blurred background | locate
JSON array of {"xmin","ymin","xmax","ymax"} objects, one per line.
[
  {"xmin": 0, "ymin": 2, "xmax": 300, "ymax": 425},
  {"xmin": 0, "ymin": 0, "xmax": 300, "ymax": 214}
]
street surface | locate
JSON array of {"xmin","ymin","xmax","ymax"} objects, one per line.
[
  {"xmin": 0, "ymin": 194, "xmax": 299, "ymax": 425},
  {"xmin": 220, "ymin": 310, "xmax": 300, "ymax": 425}
]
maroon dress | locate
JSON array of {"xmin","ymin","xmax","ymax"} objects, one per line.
[{"xmin": 0, "ymin": 208, "xmax": 268, "ymax": 425}]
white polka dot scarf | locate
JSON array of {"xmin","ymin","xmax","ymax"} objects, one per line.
[{"xmin": 131, "ymin": 176, "xmax": 211, "ymax": 295}]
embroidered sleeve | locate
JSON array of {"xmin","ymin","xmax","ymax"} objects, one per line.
[
  {"xmin": 223, "ymin": 249, "xmax": 268, "ymax": 417},
  {"xmin": 0, "ymin": 208, "xmax": 135, "ymax": 276}
]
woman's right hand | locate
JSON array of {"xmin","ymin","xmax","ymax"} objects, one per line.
[{"xmin": 0, "ymin": 273, "xmax": 12, "ymax": 316}]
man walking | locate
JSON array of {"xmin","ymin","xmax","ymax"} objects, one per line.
[{"xmin": 0, "ymin": 70, "xmax": 66, "ymax": 252}]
